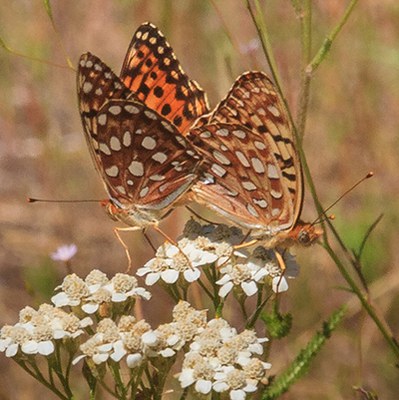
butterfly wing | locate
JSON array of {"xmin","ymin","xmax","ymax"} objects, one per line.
[
  {"xmin": 93, "ymin": 99, "xmax": 202, "ymax": 210},
  {"xmin": 193, "ymin": 72, "xmax": 303, "ymax": 228},
  {"xmin": 119, "ymin": 22, "xmax": 209, "ymax": 133},
  {"xmin": 188, "ymin": 123, "xmax": 295, "ymax": 234},
  {"xmin": 77, "ymin": 52, "xmax": 135, "ymax": 181}
]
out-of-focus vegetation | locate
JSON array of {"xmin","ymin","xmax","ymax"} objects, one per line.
[{"xmin": 0, "ymin": 1, "xmax": 398, "ymax": 398}]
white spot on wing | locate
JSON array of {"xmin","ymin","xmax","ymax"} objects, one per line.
[
  {"xmin": 128, "ymin": 161, "xmax": 144, "ymax": 177},
  {"xmin": 232, "ymin": 129, "xmax": 247, "ymax": 139},
  {"xmin": 144, "ymin": 110, "xmax": 157, "ymax": 120},
  {"xmin": 141, "ymin": 136, "xmax": 156, "ymax": 150},
  {"xmin": 267, "ymin": 104, "xmax": 280, "ymax": 117},
  {"xmin": 97, "ymin": 113, "xmax": 107, "ymax": 126},
  {"xmin": 116, "ymin": 185, "xmax": 126, "ymax": 195},
  {"xmin": 139, "ymin": 187, "xmax": 149, "ymax": 197},
  {"xmin": 253, "ymin": 198, "xmax": 268, "ymax": 208},
  {"xmin": 123, "ymin": 131, "xmax": 132, "ymax": 147},
  {"xmin": 271, "ymin": 189, "xmax": 283, "ymax": 199},
  {"xmin": 267, "ymin": 164, "xmax": 280, "ymax": 179},
  {"xmin": 82, "ymin": 82, "xmax": 93, "ymax": 94},
  {"xmin": 125, "ymin": 104, "xmax": 140, "ymax": 114},
  {"xmin": 216, "ymin": 128, "xmax": 229, "ymax": 137},
  {"xmin": 236, "ymin": 151, "xmax": 250, "ymax": 167},
  {"xmin": 247, "ymin": 204, "xmax": 259, "ymax": 217},
  {"xmin": 99, "ymin": 143, "xmax": 111, "ymax": 155},
  {"xmin": 149, "ymin": 174, "xmax": 165, "ymax": 181},
  {"xmin": 211, "ymin": 164, "xmax": 227, "ymax": 177},
  {"xmin": 161, "ymin": 120, "xmax": 174, "ymax": 133},
  {"xmin": 109, "ymin": 105, "xmax": 122, "ymax": 115},
  {"xmin": 152, "ymin": 152, "xmax": 167, "ymax": 163},
  {"xmin": 213, "ymin": 150, "xmax": 231, "ymax": 165},
  {"xmin": 110, "ymin": 136, "xmax": 121, "ymax": 151},
  {"xmin": 242, "ymin": 181, "xmax": 257, "ymax": 191},
  {"xmin": 105, "ymin": 165, "xmax": 119, "ymax": 177},
  {"xmin": 254, "ymin": 141, "xmax": 267, "ymax": 150},
  {"xmin": 251, "ymin": 157, "xmax": 265, "ymax": 174},
  {"xmin": 200, "ymin": 130, "xmax": 211, "ymax": 139}
]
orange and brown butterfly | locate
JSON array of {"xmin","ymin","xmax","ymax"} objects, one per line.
[
  {"xmin": 76, "ymin": 22, "xmax": 210, "ymax": 231},
  {"xmin": 186, "ymin": 71, "xmax": 321, "ymax": 249}
]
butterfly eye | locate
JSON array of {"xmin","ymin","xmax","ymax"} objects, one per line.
[{"xmin": 298, "ymin": 229, "xmax": 311, "ymax": 246}]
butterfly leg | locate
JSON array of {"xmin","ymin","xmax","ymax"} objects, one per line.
[
  {"xmin": 142, "ymin": 229, "xmax": 157, "ymax": 253},
  {"xmin": 273, "ymin": 249, "xmax": 286, "ymax": 271},
  {"xmin": 113, "ymin": 226, "xmax": 142, "ymax": 272}
]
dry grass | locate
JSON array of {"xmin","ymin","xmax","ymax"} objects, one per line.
[{"xmin": 0, "ymin": 1, "xmax": 398, "ymax": 398}]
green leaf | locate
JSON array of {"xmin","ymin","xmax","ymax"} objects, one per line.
[{"xmin": 262, "ymin": 308, "xmax": 292, "ymax": 339}]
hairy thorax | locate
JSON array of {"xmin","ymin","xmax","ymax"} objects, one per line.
[{"xmin": 100, "ymin": 200, "xmax": 163, "ymax": 228}]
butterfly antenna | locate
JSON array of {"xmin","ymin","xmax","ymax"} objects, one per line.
[
  {"xmin": 312, "ymin": 171, "xmax": 374, "ymax": 225},
  {"xmin": 27, "ymin": 197, "xmax": 102, "ymax": 204}
]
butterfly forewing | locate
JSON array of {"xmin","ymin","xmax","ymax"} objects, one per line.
[
  {"xmin": 77, "ymin": 52, "xmax": 135, "ymax": 178},
  {"xmin": 206, "ymin": 72, "xmax": 303, "ymax": 222},
  {"xmin": 94, "ymin": 99, "xmax": 201, "ymax": 209},
  {"xmin": 119, "ymin": 22, "xmax": 209, "ymax": 133},
  {"xmin": 188, "ymin": 123, "xmax": 295, "ymax": 233}
]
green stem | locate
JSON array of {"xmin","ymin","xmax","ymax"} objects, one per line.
[
  {"xmin": 296, "ymin": 0, "xmax": 312, "ymax": 140},
  {"xmin": 245, "ymin": 0, "xmax": 284, "ymax": 101},
  {"xmin": 109, "ymin": 362, "xmax": 127, "ymax": 399},
  {"xmin": 307, "ymin": 0, "xmax": 360, "ymax": 75}
]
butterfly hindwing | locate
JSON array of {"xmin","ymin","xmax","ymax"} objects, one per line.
[{"xmin": 188, "ymin": 123, "xmax": 295, "ymax": 233}]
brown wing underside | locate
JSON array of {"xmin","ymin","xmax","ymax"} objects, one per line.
[
  {"xmin": 188, "ymin": 123, "xmax": 295, "ymax": 233},
  {"xmin": 208, "ymin": 71, "xmax": 303, "ymax": 220},
  {"xmin": 94, "ymin": 99, "xmax": 202, "ymax": 210}
]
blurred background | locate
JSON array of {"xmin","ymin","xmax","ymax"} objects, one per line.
[{"xmin": 0, "ymin": 1, "xmax": 398, "ymax": 398}]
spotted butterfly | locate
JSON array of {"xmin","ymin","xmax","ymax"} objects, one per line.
[
  {"xmin": 77, "ymin": 23, "xmax": 209, "ymax": 229},
  {"xmin": 187, "ymin": 72, "xmax": 321, "ymax": 248}
]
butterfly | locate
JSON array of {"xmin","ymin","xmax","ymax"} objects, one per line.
[
  {"xmin": 76, "ymin": 23, "xmax": 210, "ymax": 266},
  {"xmin": 186, "ymin": 71, "xmax": 321, "ymax": 249}
]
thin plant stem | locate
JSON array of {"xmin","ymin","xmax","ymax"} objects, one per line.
[
  {"xmin": 296, "ymin": 0, "xmax": 312, "ymax": 140},
  {"xmin": 109, "ymin": 362, "xmax": 127, "ymax": 399},
  {"xmin": 0, "ymin": 37, "xmax": 71, "ymax": 69},
  {"xmin": 16, "ymin": 359, "xmax": 69, "ymax": 400},
  {"xmin": 245, "ymin": 0, "xmax": 284, "ymax": 100},
  {"xmin": 307, "ymin": 0, "xmax": 360, "ymax": 75}
]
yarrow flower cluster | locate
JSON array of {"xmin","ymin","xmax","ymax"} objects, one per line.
[
  {"xmin": 137, "ymin": 220, "xmax": 239, "ymax": 286},
  {"xmin": 74, "ymin": 301, "xmax": 207, "ymax": 368},
  {"xmin": 51, "ymin": 269, "xmax": 151, "ymax": 313},
  {"xmin": 217, "ymin": 246, "xmax": 299, "ymax": 296},
  {"xmin": 0, "ymin": 304, "xmax": 92, "ymax": 358},
  {"xmin": 137, "ymin": 220, "xmax": 299, "ymax": 296},
  {"xmin": 178, "ymin": 318, "xmax": 271, "ymax": 399}
]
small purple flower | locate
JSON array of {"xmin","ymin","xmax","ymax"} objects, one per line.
[{"xmin": 51, "ymin": 244, "xmax": 77, "ymax": 262}]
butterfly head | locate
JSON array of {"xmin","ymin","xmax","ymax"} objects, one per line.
[
  {"xmin": 100, "ymin": 200, "xmax": 120, "ymax": 222},
  {"xmin": 291, "ymin": 221, "xmax": 322, "ymax": 247}
]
